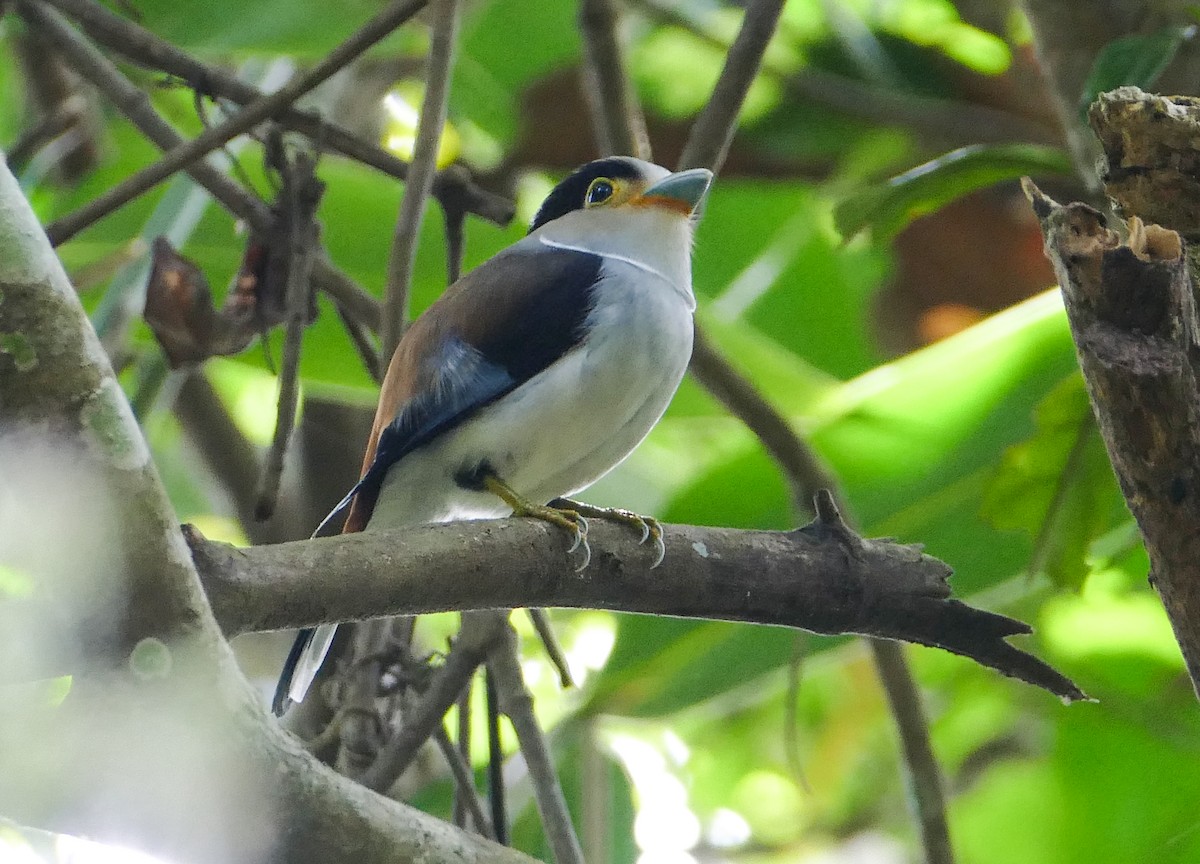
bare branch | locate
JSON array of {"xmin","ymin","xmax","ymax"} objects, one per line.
[
  {"xmin": 255, "ymin": 151, "xmax": 323, "ymax": 521},
  {"xmin": 39, "ymin": 0, "xmax": 513, "ymax": 226},
  {"xmin": 578, "ymin": 0, "xmax": 650, "ymax": 159},
  {"xmin": 173, "ymin": 512, "xmax": 1086, "ymax": 703},
  {"xmin": 381, "ymin": 0, "xmax": 462, "ymax": 357},
  {"xmin": 0, "ymin": 151, "xmax": 534, "ymax": 864},
  {"xmin": 28, "ymin": 0, "xmax": 429, "ymax": 244},
  {"xmin": 359, "ymin": 613, "xmax": 506, "ymax": 792},
  {"xmin": 488, "ymin": 614, "xmax": 585, "ymax": 864},
  {"xmin": 19, "ymin": 0, "xmax": 272, "ymax": 236},
  {"xmin": 677, "ymin": 0, "xmax": 784, "ymax": 174},
  {"xmin": 434, "ymin": 724, "xmax": 495, "ymax": 839},
  {"xmin": 873, "ymin": 631, "xmax": 954, "ymax": 864},
  {"xmin": 673, "ymin": 2, "xmax": 955, "ymax": 850},
  {"xmin": 689, "ymin": 327, "xmax": 840, "ymax": 511},
  {"xmin": 18, "ymin": 0, "xmax": 379, "ymax": 347},
  {"xmin": 638, "ymin": 0, "xmax": 1059, "ymax": 150}
]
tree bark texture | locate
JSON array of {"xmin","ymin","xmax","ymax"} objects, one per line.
[
  {"xmin": 1026, "ymin": 88, "xmax": 1200, "ymax": 693},
  {"xmin": 0, "ymin": 156, "xmax": 535, "ymax": 864}
]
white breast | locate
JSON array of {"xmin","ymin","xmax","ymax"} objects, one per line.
[{"xmin": 367, "ymin": 256, "xmax": 695, "ymax": 529}]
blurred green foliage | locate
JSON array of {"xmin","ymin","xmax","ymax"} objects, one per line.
[{"xmin": 5, "ymin": 0, "xmax": 1195, "ymax": 861}]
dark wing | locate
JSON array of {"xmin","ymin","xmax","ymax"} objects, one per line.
[{"xmin": 329, "ymin": 245, "xmax": 603, "ymax": 533}]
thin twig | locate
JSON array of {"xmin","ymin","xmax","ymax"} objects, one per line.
[
  {"xmin": 31, "ymin": 0, "xmax": 429, "ymax": 245},
  {"xmin": 20, "ymin": 0, "xmax": 381, "ymax": 357},
  {"xmin": 578, "ymin": 0, "xmax": 650, "ymax": 158},
  {"xmin": 673, "ymin": 4, "xmax": 956, "ymax": 861},
  {"xmin": 434, "ymin": 724, "xmax": 494, "ymax": 839},
  {"xmin": 872, "ymin": 638, "xmax": 954, "ymax": 863},
  {"xmin": 37, "ymin": 0, "xmax": 513, "ymax": 226},
  {"xmin": 677, "ymin": 0, "xmax": 784, "ymax": 174},
  {"xmin": 439, "ymin": 166, "xmax": 472, "ymax": 285},
  {"xmin": 336, "ymin": 619, "xmax": 393, "ymax": 777},
  {"xmin": 333, "ymin": 301, "xmax": 383, "ymax": 382},
  {"xmin": 484, "ymin": 664, "xmax": 509, "ymax": 846},
  {"xmin": 689, "ymin": 327, "xmax": 839, "ymax": 512},
  {"xmin": 19, "ymin": 0, "xmax": 273, "ymax": 235},
  {"xmin": 359, "ymin": 611, "xmax": 506, "ymax": 792},
  {"xmin": 488, "ymin": 615, "xmax": 585, "ymax": 864},
  {"xmin": 453, "ymin": 680, "xmax": 473, "ymax": 829},
  {"xmin": 256, "ymin": 151, "xmax": 321, "ymax": 521},
  {"xmin": 312, "ymin": 253, "xmax": 382, "ymax": 330},
  {"xmin": 381, "ymin": 0, "xmax": 462, "ymax": 358},
  {"xmin": 527, "ymin": 608, "xmax": 574, "ymax": 689},
  {"xmin": 5, "ymin": 92, "xmax": 88, "ymax": 167}
]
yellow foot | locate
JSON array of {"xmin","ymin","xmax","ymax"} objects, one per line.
[
  {"xmin": 484, "ymin": 475, "xmax": 591, "ymax": 570},
  {"xmin": 553, "ymin": 498, "xmax": 666, "ymax": 569}
]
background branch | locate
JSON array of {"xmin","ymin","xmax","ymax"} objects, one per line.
[
  {"xmin": 487, "ymin": 614, "xmax": 586, "ymax": 864},
  {"xmin": 32, "ymin": 0, "xmax": 428, "ymax": 244},
  {"xmin": 381, "ymin": 0, "xmax": 461, "ymax": 357},
  {"xmin": 578, "ymin": 0, "xmax": 649, "ymax": 159},
  {"xmin": 39, "ymin": 0, "xmax": 513, "ymax": 226}
]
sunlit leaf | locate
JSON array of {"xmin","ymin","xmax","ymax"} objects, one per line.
[{"xmin": 834, "ymin": 144, "xmax": 1073, "ymax": 240}]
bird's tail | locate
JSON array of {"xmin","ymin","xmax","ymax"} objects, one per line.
[
  {"xmin": 271, "ymin": 482, "xmax": 368, "ymax": 717},
  {"xmin": 272, "ymin": 623, "xmax": 339, "ymax": 716}
]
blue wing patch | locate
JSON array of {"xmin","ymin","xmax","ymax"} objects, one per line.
[{"xmin": 342, "ymin": 336, "xmax": 516, "ymax": 530}]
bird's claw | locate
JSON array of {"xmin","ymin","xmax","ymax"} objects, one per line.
[
  {"xmin": 644, "ymin": 518, "xmax": 666, "ymax": 570},
  {"xmin": 555, "ymin": 499, "xmax": 666, "ymax": 569},
  {"xmin": 564, "ymin": 513, "xmax": 591, "ymax": 571},
  {"xmin": 518, "ymin": 502, "xmax": 591, "ymax": 570}
]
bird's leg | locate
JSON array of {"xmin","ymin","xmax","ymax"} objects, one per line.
[
  {"xmin": 482, "ymin": 474, "xmax": 591, "ymax": 571},
  {"xmin": 550, "ymin": 497, "xmax": 666, "ymax": 569}
]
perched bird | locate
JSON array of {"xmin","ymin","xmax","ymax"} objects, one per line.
[{"xmin": 273, "ymin": 157, "xmax": 712, "ymax": 715}]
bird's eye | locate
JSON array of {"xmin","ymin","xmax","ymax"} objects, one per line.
[{"xmin": 585, "ymin": 178, "xmax": 615, "ymax": 207}]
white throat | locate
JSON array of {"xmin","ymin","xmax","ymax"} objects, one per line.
[{"xmin": 532, "ymin": 207, "xmax": 697, "ymax": 309}]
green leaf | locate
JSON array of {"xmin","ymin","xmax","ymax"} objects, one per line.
[
  {"xmin": 1080, "ymin": 26, "xmax": 1195, "ymax": 117},
  {"xmin": 980, "ymin": 374, "xmax": 1127, "ymax": 589},
  {"xmin": 834, "ymin": 144, "xmax": 1073, "ymax": 240},
  {"xmin": 697, "ymin": 182, "xmax": 889, "ymax": 379},
  {"xmin": 586, "ymin": 291, "xmax": 1080, "ymax": 716},
  {"xmin": 116, "ymin": 0, "xmax": 426, "ymax": 57},
  {"xmin": 582, "ymin": 616, "xmax": 804, "ymax": 717}
]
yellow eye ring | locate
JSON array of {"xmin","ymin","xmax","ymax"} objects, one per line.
[{"xmin": 585, "ymin": 178, "xmax": 615, "ymax": 207}]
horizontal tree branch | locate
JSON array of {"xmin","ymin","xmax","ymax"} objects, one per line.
[{"xmin": 178, "ymin": 495, "xmax": 1085, "ymax": 702}]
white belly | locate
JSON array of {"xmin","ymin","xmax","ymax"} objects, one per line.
[{"xmin": 367, "ymin": 261, "xmax": 694, "ymax": 529}]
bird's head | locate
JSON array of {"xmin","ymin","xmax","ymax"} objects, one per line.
[
  {"xmin": 527, "ymin": 158, "xmax": 712, "ymax": 297},
  {"xmin": 529, "ymin": 157, "xmax": 713, "ymax": 234}
]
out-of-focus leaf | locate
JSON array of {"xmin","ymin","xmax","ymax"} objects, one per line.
[
  {"xmin": 696, "ymin": 182, "xmax": 887, "ymax": 379},
  {"xmin": 112, "ymin": 0, "xmax": 425, "ymax": 57},
  {"xmin": 980, "ymin": 374, "xmax": 1126, "ymax": 589},
  {"xmin": 1080, "ymin": 26, "xmax": 1195, "ymax": 117},
  {"xmin": 454, "ymin": 0, "xmax": 583, "ymax": 147},
  {"xmin": 834, "ymin": 144, "xmax": 1073, "ymax": 240},
  {"xmin": 582, "ymin": 616, "xmax": 801, "ymax": 718},
  {"xmin": 588, "ymin": 291, "xmax": 1078, "ymax": 717},
  {"xmin": 884, "ymin": 1, "xmax": 1012, "ymax": 74}
]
